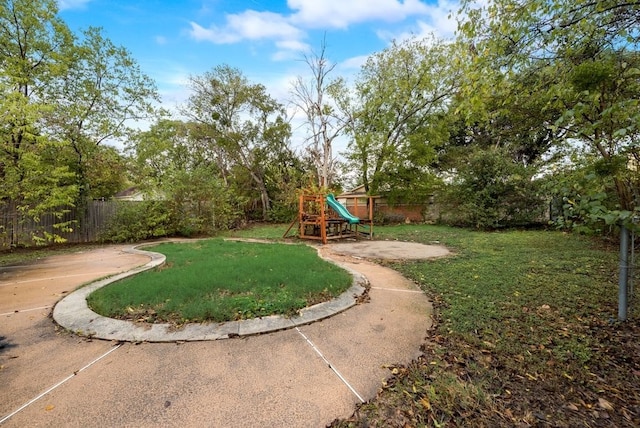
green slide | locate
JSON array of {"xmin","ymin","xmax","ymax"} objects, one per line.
[{"xmin": 326, "ymin": 194, "xmax": 360, "ymax": 224}]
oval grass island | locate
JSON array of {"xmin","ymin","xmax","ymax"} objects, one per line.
[
  {"xmin": 52, "ymin": 239, "xmax": 368, "ymax": 342},
  {"xmin": 88, "ymin": 239, "xmax": 355, "ymax": 324}
]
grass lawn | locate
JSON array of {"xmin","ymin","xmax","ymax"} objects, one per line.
[
  {"xmin": 87, "ymin": 239, "xmax": 353, "ymax": 323},
  {"xmin": 321, "ymin": 225, "xmax": 638, "ymax": 427},
  {"xmin": 4, "ymin": 223, "xmax": 638, "ymax": 425}
]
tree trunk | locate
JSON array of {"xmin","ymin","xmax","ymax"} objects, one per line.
[{"xmin": 249, "ymin": 170, "xmax": 270, "ymax": 221}]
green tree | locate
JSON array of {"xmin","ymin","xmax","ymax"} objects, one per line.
[
  {"xmin": 440, "ymin": 147, "xmax": 545, "ymax": 228},
  {"xmin": 0, "ymin": 0, "xmax": 159, "ymax": 244},
  {"xmin": 83, "ymin": 145, "xmax": 128, "ymax": 199},
  {"xmin": 458, "ymin": 0, "xmax": 640, "ymax": 229},
  {"xmin": 129, "ymin": 119, "xmax": 244, "ymax": 235},
  {"xmin": 43, "ymin": 25, "xmax": 160, "ymax": 237},
  {"xmin": 0, "ymin": 0, "xmax": 77, "ymax": 244},
  {"xmin": 185, "ymin": 65, "xmax": 291, "ymax": 221},
  {"xmin": 555, "ymin": 51, "xmax": 640, "ymax": 216},
  {"xmin": 435, "ymin": 61, "xmax": 568, "ymax": 228},
  {"xmin": 339, "ymin": 37, "xmax": 458, "ymax": 201}
]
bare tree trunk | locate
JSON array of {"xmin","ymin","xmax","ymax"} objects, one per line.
[{"xmin": 290, "ymin": 37, "xmax": 347, "ymax": 189}]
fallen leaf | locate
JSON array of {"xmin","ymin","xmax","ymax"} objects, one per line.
[
  {"xmin": 598, "ymin": 398, "xmax": 614, "ymax": 411},
  {"xmin": 566, "ymin": 403, "xmax": 579, "ymax": 411},
  {"xmin": 420, "ymin": 398, "xmax": 431, "ymax": 410},
  {"xmin": 44, "ymin": 404, "xmax": 55, "ymax": 411}
]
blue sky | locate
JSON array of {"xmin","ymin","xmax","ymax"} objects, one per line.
[{"xmin": 58, "ymin": 0, "xmax": 460, "ymax": 110}]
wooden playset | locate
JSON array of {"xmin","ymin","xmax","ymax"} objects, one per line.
[{"xmin": 284, "ymin": 193, "xmax": 375, "ymax": 244}]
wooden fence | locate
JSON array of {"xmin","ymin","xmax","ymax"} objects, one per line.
[{"xmin": 0, "ymin": 200, "xmax": 118, "ymax": 248}]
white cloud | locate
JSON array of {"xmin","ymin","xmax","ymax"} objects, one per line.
[
  {"xmin": 189, "ymin": 10, "xmax": 304, "ymax": 44},
  {"xmin": 288, "ymin": 0, "xmax": 430, "ymax": 29},
  {"xmin": 276, "ymin": 39, "xmax": 310, "ymax": 52},
  {"xmin": 187, "ymin": 1, "xmax": 459, "ymax": 69},
  {"xmin": 376, "ymin": 0, "xmax": 459, "ymax": 42},
  {"xmin": 187, "ymin": 1, "xmax": 441, "ymax": 49},
  {"xmin": 271, "ymin": 39, "xmax": 311, "ymax": 61},
  {"xmin": 339, "ymin": 54, "xmax": 370, "ymax": 70},
  {"xmin": 155, "ymin": 35, "xmax": 168, "ymax": 45},
  {"xmin": 423, "ymin": 0, "xmax": 459, "ymax": 37},
  {"xmin": 57, "ymin": 0, "xmax": 91, "ymax": 10},
  {"xmin": 189, "ymin": 22, "xmax": 238, "ymax": 44}
]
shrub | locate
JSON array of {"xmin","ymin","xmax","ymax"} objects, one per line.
[
  {"xmin": 99, "ymin": 201, "xmax": 174, "ymax": 243},
  {"xmin": 439, "ymin": 148, "xmax": 545, "ymax": 229},
  {"xmin": 374, "ymin": 212, "xmax": 407, "ymax": 225}
]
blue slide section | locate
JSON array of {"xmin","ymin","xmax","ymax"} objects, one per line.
[{"xmin": 326, "ymin": 194, "xmax": 360, "ymax": 224}]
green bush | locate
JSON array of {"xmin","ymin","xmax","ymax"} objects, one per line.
[
  {"xmin": 164, "ymin": 171, "xmax": 247, "ymax": 235},
  {"xmin": 374, "ymin": 211, "xmax": 407, "ymax": 225},
  {"xmin": 268, "ymin": 200, "xmax": 297, "ymax": 223},
  {"xmin": 544, "ymin": 156, "xmax": 638, "ymax": 235},
  {"xmin": 99, "ymin": 201, "xmax": 174, "ymax": 243},
  {"xmin": 439, "ymin": 148, "xmax": 545, "ymax": 229}
]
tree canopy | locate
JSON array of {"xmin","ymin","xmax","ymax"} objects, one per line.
[
  {"xmin": 184, "ymin": 65, "xmax": 293, "ymax": 221},
  {"xmin": 3, "ymin": 0, "xmax": 639, "ymax": 240},
  {"xmin": 428, "ymin": 0, "xmax": 636, "ymax": 229},
  {"xmin": 0, "ymin": 0, "xmax": 160, "ymax": 243},
  {"xmin": 337, "ymin": 37, "xmax": 458, "ymax": 203}
]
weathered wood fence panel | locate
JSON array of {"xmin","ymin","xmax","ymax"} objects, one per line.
[{"xmin": 0, "ymin": 201, "xmax": 119, "ymax": 248}]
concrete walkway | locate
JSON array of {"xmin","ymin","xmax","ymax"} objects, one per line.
[{"xmin": 0, "ymin": 240, "xmax": 447, "ymax": 427}]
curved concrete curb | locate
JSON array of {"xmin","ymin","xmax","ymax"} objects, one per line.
[{"xmin": 53, "ymin": 242, "xmax": 368, "ymax": 342}]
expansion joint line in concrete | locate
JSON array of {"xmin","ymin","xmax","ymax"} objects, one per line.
[
  {"xmin": 0, "ymin": 305, "xmax": 52, "ymax": 317},
  {"xmin": 0, "ymin": 344, "xmax": 123, "ymax": 425},
  {"xmin": 0, "ymin": 271, "xmax": 119, "ymax": 287},
  {"xmin": 295, "ymin": 327, "xmax": 365, "ymax": 403}
]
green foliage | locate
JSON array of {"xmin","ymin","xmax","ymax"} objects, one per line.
[
  {"xmin": 569, "ymin": 60, "xmax": 614, "ymax": 92},
  {"xmin": 264, "ymin": 147, "xmax": 309, "ymax": 222},
  {"xmin": 373, "ymin": 212, "xmax": 407, "ymax": 225},
  {"xmin": 167, "ymin": 169, "xmax": 246, "ymax": 235},
  {"xmin": 45, "ymin": 25, "xmax": 160, "ymax": 211},
  {"xmin": 457, "ymin": 0, "xmax": 640, "ymax": 230},
  {"xmin": 544, "ymin": 157, "xmax": 639, "ymax": 234},
  {"xmin": 99, "ymin": 201, "xmax": 172, "ymax": 243},
  {"xmin": 267, "ymin": 201, "xmax": 297, "ymax": 223},
  {"xmin": 0, "ymin": 0, "xmax": 159, "ymax": 245},
  {"xmin": 341, "ymin": 37, "xmax": 457, "ymax": 199},
  {"xmin": 128, "ymin": 119, "xmax": 248, "ymax": 236},
  {"xmin": 439, "ymin": 148, "xmax": 545, "ymax": 229},
  {"xmin": 184, "ymin": 65, "xmax": 292, "ymax": 221},
  {"xmin": 83, "ymin": 146, "xmax": 128, "ymax": 200},
  {"xmin": 0, "ymin": 0, "xmax": 77, "ymax": 245}
]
